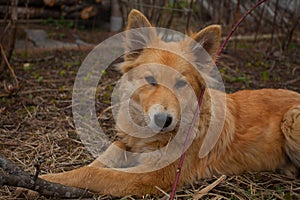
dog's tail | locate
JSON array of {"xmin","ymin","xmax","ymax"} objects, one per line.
[{"xmin": 282, "ymin": 105, "xmax": 300, "ymax": 166}]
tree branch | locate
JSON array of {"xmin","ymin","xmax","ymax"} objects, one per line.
[{"xmin": 0, "ymin": 156, "xmax": 94, "ymax": 198}]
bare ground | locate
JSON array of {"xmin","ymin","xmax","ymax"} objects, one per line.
[{"xmin": 0, "ymin": 26, "xmax": 300, "ymax": 199}]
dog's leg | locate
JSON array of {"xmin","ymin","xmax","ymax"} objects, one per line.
[
  {"xmin": 88, "ymin": 141, "xmax": 133, "ymax": 168},
  {"xmin": 17, "ymin": 141, "xmax": 139, "ymax": 198},
  {"xmin": 282, "ymin": 105, "xmax": 300, "ymax": 172},
  {"xmin": 40, "ymin": 163, "xmax": 177, "ymax": 196}
]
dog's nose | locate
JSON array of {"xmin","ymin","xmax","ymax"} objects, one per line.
[{"xmin": 154, "ymin": 113, "xmax": 173, "ymax": 129}]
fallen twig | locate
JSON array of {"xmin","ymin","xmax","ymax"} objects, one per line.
[
  {"xmin": 97, "ymin": 105, "xmax": 115, "ymax": 120},
  {"xmin": 193, "ymin": 175, "xmax": 227, "ymax": 199},
  {"xmin": 12, "ymin": 55, "xmax": 55, "ymax": 63},
  {"xmin": 155, "ymin": 186, "xmax": 170, "ymax": 198},
  {"xmin": 0, "ymin": 155, "xmax": 94, "ymax": 198},
  {"xmin": 0, "ymin": 87, "xmax": 72, "ymax": 98},
  {"xmin": 283, "ymin": 77, "xmax": 300, "ymax": 85}
]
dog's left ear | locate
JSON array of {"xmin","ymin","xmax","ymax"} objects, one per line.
[{"xmin": 191, "ymin": 25, "xmax": 221, "ymax": 61}]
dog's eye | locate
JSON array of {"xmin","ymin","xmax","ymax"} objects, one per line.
[
  {"xmin": 145, "ymin": 76, "xmax": 157, "ymax": 86},
  {"xmin": 175, "ymin": 79, "xmax": 187, "ymax": 88}
]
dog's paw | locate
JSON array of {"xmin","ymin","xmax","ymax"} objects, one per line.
[
  {"xmin": 279, "ymin": 163, "xmax": 299, "ymax": 178},
  {"xmin": 282, "ymin": 105, "xmax": 300, "ymax": 137},
  {"xmin": 282, "ymin": 105, "xmax": 300, "ymax": 166}
]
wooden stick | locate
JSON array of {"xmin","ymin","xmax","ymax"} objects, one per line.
[{"xmin": 0, "ymin": 156, "xmax": 94, "ymax": 198}]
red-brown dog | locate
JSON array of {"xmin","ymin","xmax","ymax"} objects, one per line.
[{"xmin": 39, "ymin": 9, "xmax": 300, "ymax": 197}]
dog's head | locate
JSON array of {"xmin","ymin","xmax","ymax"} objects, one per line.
[{"xmin": 115, "ymin": 10, "xmax": 221, "ymax": 140}]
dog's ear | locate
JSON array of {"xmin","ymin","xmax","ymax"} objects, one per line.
[
  {"xmin": 126, "ymin": 9, "xmax": 152, "ymax": 30},
  {"xmin": 123, "ymin": 10, "xmax": 156, "ymax": 65},
  {"xmin": 191, "ymin": 25, "xmax": 221, "ymax": 61}
]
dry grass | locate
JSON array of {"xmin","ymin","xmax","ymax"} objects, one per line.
[{"xmin": 0, "ymin": 38, "xmax": 299, "ymax": 199}]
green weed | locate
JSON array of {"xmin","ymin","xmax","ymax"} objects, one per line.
[{"xmin": 262, "ymin": 70, "xmax": 269, "ymax": 81}]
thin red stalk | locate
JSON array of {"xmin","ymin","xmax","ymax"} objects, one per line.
[
  {"xmin": 169, "ymin": 1, "xmax": 267, "ymax": 199},
  {"xmin": 169, "ymin": 88, "xmax": 205, "ymax": 200},
  {"xmin": 185, "ymin": 0, "xmax": 194, "ymax": 34},
  {"xmin": 217, "ymin": 0, "xmax": 267, "ymax": 56}
]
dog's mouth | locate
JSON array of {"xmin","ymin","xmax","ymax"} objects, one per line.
[{"xmin": 126, "ymin": 100, "xmax": 179, "ymax": 134}]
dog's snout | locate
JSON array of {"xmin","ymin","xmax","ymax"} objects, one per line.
[{"xmin": 154, "ymin": 113, "xmax": 173, "ymax": 129}]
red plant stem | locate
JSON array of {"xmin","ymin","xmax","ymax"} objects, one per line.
[
  {"xmin": 169, "ymin": 0, "xmax": 267, "ymax": 199},
  {"xmin": 217, "ymin": 0, "xmax": 267, "ymax": 56},
  {"xmin": 169, "ymin": 88, "xmax": 205, "ymax": 200},
  {"xmin": 185, "ymin": 0, "xmax": 194, "ymax": 34}
]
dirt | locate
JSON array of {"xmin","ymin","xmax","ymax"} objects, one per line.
[{"xmin": 0, "ymin": 23, "xmax": 299, "ymax": 199}]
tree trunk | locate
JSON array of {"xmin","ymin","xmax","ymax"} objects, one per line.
[{"xmin": 0, "ymin": 0, "xmax": 18, "ymax": 75}]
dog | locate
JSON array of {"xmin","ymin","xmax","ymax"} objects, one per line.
[{"xmin": 39, "ymin": 9, "xmax": 300, "ymax": 197}]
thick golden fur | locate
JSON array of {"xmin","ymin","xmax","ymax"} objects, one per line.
[{"xmin": 40, "ymin": 10, "xmax": 300, "ymax": 197}]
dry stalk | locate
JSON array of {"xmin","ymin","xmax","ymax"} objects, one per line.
[{"xmin": 193, "ymin": 175, "xmax": 227, "ymax": 199}]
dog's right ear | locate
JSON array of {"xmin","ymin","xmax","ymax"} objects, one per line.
[{"xmin": 122, "ymin": 9, "xmax": 156, "ymax": 68}]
